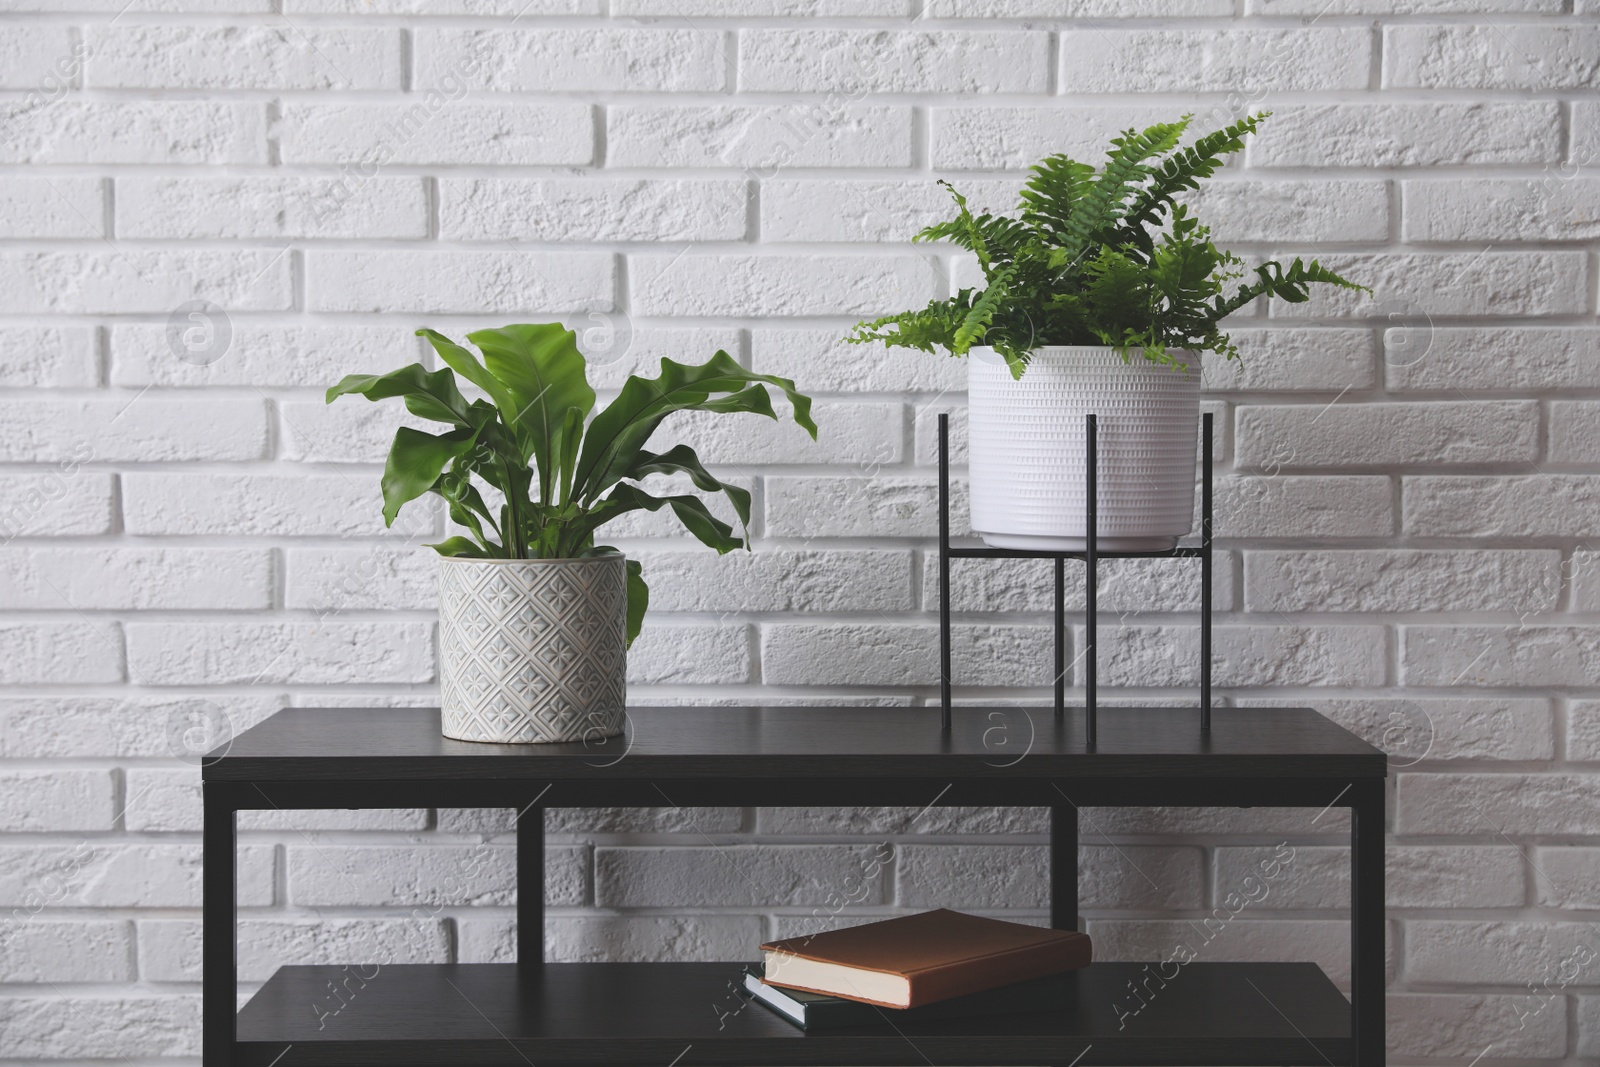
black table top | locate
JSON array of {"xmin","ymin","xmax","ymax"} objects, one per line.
[{"xmin": 202, "ymin": 705, "xmax": 1385, "ymax": 784}]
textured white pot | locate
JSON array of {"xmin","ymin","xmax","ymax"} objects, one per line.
[
  {"xmin": 967, "ymin": 346, "xmax": 1202, "ymax": 552},
  {"xmin": 438, "ymin": 555, "xmax": 627, "ymax": 744}
]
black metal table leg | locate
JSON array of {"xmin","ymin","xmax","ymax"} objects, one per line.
[
  {"xmin": 1050, "ymin": 804, "xmax": 1079, "ymax": 932},
  {"xmin": 202, "ymin": 785, "xmax": 236, "ymax": 1067},
  {"xmin": 518, "ymin": 805, "xmax": 545, "ymax": 965},
  {"xmin": 1351, "ymin": 780, "xmax": 1386, "ymax": 1066}
]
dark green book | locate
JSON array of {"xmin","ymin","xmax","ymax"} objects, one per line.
[{"xmin": 740, "ymin": 964, "xmax": 1079, "ymax": 1031}]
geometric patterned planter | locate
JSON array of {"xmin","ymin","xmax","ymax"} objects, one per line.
[{"xmin": 438, "ymin": 555, "xmax": 627, "ymax": 744}]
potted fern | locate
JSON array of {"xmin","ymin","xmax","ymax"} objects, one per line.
[
  {"xmin": 849, "ymin": 114, "xmax": 1366, "ymax": 551},
  {"xmin": 329, "ymin": 324, "xmax": 815, "ymax": 744}
]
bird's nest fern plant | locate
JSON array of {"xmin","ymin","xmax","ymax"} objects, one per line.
[
  {"xmin": 328, "ymin": 323, "xmax": 816, "ymax": 646},
  {"xmin": 848, "ymin": 113, "xmax": 1369, "ymax": 378}
]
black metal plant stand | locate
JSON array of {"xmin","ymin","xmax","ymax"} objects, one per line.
[{"xmin": 937, "ymin": 411, "xmax": 1215, "ymax": 743}]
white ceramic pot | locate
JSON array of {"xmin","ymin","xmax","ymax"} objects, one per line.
[
  {"xmin": 966, "ymin": 346, "xmax": 1202, "ymax": 552},
  {"xmin": 438, "ymin": 555, "xmax": 627, "ymax": 744}
]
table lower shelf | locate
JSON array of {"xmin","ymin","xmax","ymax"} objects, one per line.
[{"xmin": 235, "ymin": 961, "xmax": 1352, "ymax": 1066}]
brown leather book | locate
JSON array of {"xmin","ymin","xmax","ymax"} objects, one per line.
[{"xmin": 759, "ymin": 909, "xmax": 1093, "ymax": 1009}]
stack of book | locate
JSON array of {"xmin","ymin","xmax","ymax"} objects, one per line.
[{"xmin": 742, "ymin": 908, "xmax": 1093, "ymax": 1031}]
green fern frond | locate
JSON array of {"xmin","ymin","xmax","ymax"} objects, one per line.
[
  {"xmin": 1119, "ymin": 113, "xmax": 1262, "ymax": 243},
  {"xmin": 1057, "ymin": 119, "xmax": 1189, "ymax": 267}
]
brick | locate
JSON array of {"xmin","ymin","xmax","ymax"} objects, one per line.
[
  {"xmin": 928, "ymin": 554, "xmax": 1234, "ymax": 613},
  {"xmin": 1389, "ymin": 327, "xmax": 1600, "ymax": 391},
  {"xmin": 0, "ymin": 324, "xmax": 96, "ymax": 386},
  {"xmin": 1582, "ymin": 997, "xmax": 1600, "ymax": 1057},
  {"xmin": 751, "ymin": 329, "xmax": 966, "ymax": 394},
  {"xmin": 741, "ymin": 30, "xmax": 1048, "ymax": 93},
  {"xmin": 1407, "ymin": 177, "xmax": 1600, "ymax": 243},
  {"xmin": 87, "ymin": 26, "xmax": 400, "ymax": 90},
  {"xmin": 123, "ymin": 768, "xmax": 200, "ymax": 832},
  {"xmin": 13, "ymin": 0, "xmax": 265, "ymax": 8},
  {"xmin": 280, "ymin": 102, "xmax": 592, "ymax": 166},
  {"xmin": 596, "ymin": 845, "xmax": 887, "ymax": 907},
  {"xmin": 1405, "ymin": 475, "xmax": 1600, "ymax": 537},
  {"xmin": 1404, "ymin": 625, "xmax": 1600, "ymax": 687},
  {"xmin": 0, "ymin": 920, "xmax": 131, "ymax": 982},
  {"xmin": 1060, "ymin": 28, "xmax": 1369, "ymax": 93},
  {"xmin": 1406, "ymin": 921, "xmax": 1600, "ymax": 984},
  {"xmin": 1386, "ymin": 25, "xmax": 1600, "ymax": 89},
  {"xmin": 1389, "ymin": 994, "xmax": 1566, "ymax": 1060},
  {"xmin": 0, "ymin": 25, "xmax": 76, "ymax": 88},
  {"xmin": 1271, "ymin": 251, "xmax": 1588, "ymax": 319},
  {"xmin": 240, "ymin": 808, "xmax": 429, "ymax": 831},
  {"xmin": 461, "ymin": 914, "xmax": 766, "ymax": 964},
  {"xmin": 237, "ymin": 919, "xmax": 449, "ymax": 982},
  {"xmin": 931, "ymin": 105, "xmax": 1176, "ymax": 170},
  {"xmin": 0, "ymin": 769, "xmax": 113, "ymax": 832},
  {"xmin": 0, "ymin": 100, "xmax": 265, "ymax": 164},
  {"xmin": 759, "ymin": 806, "xmax": 1046, "ymax": 836},
  {"xmin": 277, "ymin": 396, "xmax": 429, "ymax": 465},
  {"xmin": 1238, "ymin": 697, "xmax": 1554, "ymax": 763},
  {"xmin": 118, "ymin": 176, "xmax": 426, "ymax": 240},
  {"xmin": 0, "ymin": 249, "xmax": 291, "ymax": 314},
  {"xmin": 0, "ymin": 622, "xmax": 122, "ymax": 684},
  {"xmin": 1087, "ymin": 624, "xmax": 1385, "ymax": 688},
  {"xmin": 931, "ymin": 0, "xmax": 1232, "ymax": 11},
  {"xmin": 285, "ymin": 546, "xmax": 437, "ymax": 612},
  {"xmin": 762, "ymin": 179, "xmax": 1020, "ymax": 243},
  {"xmin": 1245, "ymin": 549, "xmax": 1558, "ymax": 614},
  {"xmin": 766, "ymin": 475, "xmax": 969, "ymax": 538},
  {"xmin": 1237, "ymin": 401, "xmax": 1536, "ymax": 469},
  {"xmin": 0, "ymin": 176, "xmax": 101, "ymax": 238},
  {"xmin": 440, "ymin": 178, "xmax": 745, "ymax": 242},
  {"xmin": 0, "ymin": 396, "xmax": 269, "ymax": 462},
  {"xmin": 634, "ymin": 550, "xmax": 912, "ymax": 614},
  {"xmin": 899, "ymin": 844, "xmax": 1203, "ymax": 909},
  {"xmin": 0, "ymin": 843, "xmax": 272, "ymax": 908},
  {"xmin": 669, "ymin": 400, "xmax": 899, "ymax": 466},
  {"xmin": 632, "ymin": 254, "xmax": 935, "ymax": 318},
  {"xmin": 608, "ymin": 105, "xmax": 912, "ymax": 169},
  {"xmin": 1570, "ymin": 701, "xmax": 1600, "ymax": 761},
  {"xmin": 762, "ymin": 624, "xmax": 1051, "ymax": 687},
  {"xmin": 0, "ymin": 547, "xmax": 272, "ymax": 610},
  {"xmin": 0, "ymin": 996, "xmax": 199, "ymax": 1060},
  {"xmin": 1182, "ymin": 179, "xmax": 1389, "ymax": 244},
  {"xmin": 308, "ymin": 251, "xmax": 613, "ymax": 314},
  {"xmin": 419, "ymin": 29, "xmax": 723, "ymax": 92},
  {"xmin": 290, "ymin": 844, "xmax": 586, "ymax": 907},
  {"xmin": 1532, "ymin": 848, "xmax": 1600, "ymax": 908},
  {"xmin": 1252, "ymin": 101, "xmax": 1561, "ymax": 168},
  {"xmin": 289, "ymin": 0, "xmax": 593, "ymax": 10},
  {"xmin": 0, "ymin": 695, "xmax": 278, "ymax": 759},
  {"xmin": 627, "ymin": 624, "xmax": 750, "ymax": 685},
  {"xmin": 436, "ymin": 806, "xmax": 741, "ymax": 836},
  {"xmin": 1258, "ymin": 0, "xmax": 1557, "ymax": 8},
  {"xmin": 1088, "ymin": 919, "xmax": 1354, "ymax": 987},
  {"xmin": 112, "ymin": 322, "xmax": 421, "ymax": 387},
  {"xmin": 1215, "ymin": 475, "xmax": 1393, "ymax": 538},
  {"xmin": 0, "ymin": 472, "xmax": 114, "ymax": 539},
  {"xmin": 1551, "ymin": 401, "xmax": 1600, "ymax": 464},
  {"xmin": 123, "ymin": 472, "xmax": 436, "ymax": 537},
  {"xmin": 1214, "ymin": 845, "xmax": 1347, "ymax": 909},
  {"xmin": 126, "ymin": 621, "xmax": 433, "ymax": 685},
  {"xmin": 1399, "ymin": 773, "xmax": 1600, "ymax": 835},
  {"xmin": 1082, "ymin": 806, "xmax": 1348, "ymax": 835},
  {"xmin": 616, "ymin": 0, "xmax": 903, "ymax": 9}
]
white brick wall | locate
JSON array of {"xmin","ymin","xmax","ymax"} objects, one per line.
[{"xmin": 0, "ymin": 3, "xmax": 1592, "ymax": 1063}]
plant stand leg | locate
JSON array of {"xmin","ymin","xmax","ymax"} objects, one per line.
[
  {"xmin": 203, "ymin": 787, "xmax": 236, "ymax": 1067},
  {"xmin": 1050, "ymin": 804, "xmax": 1079, "ymax": 931},
  {"xmin": 518, "ymin": 804, "xmax": 545, "ymax": 965},
  {"xmin": 1351, "ymin": 780, "xmax": 1386, "ymax": 1065}
]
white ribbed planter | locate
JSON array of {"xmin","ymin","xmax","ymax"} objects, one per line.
[
  {"xmin": 967, "ymin": 346, "xmax": 1202, "ymax": 552},
  {"xmin": 438, "ymin": 555, "xmax": 627, "ymax": 744}
]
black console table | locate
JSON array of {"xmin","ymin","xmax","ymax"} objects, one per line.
[{"xmin": 202, "ymin": 705, "xmax": 1386, "ymax": 1067}]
